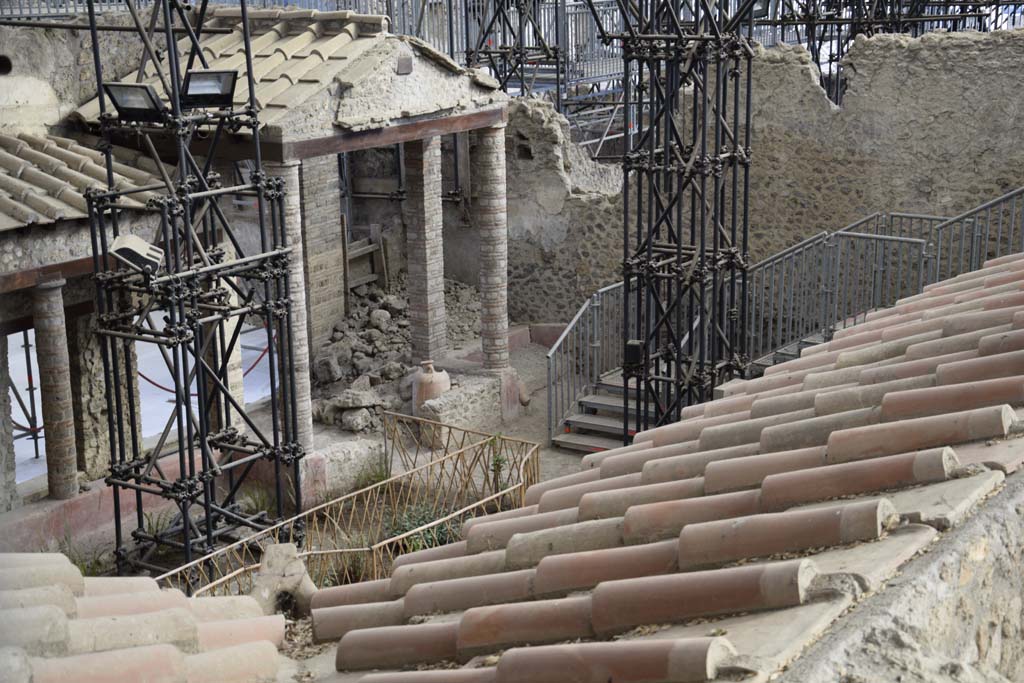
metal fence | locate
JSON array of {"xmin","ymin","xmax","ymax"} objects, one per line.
[
  {"xmin": 157, "ymin": 412, "xmax": 539, "ymax": 596},
  {"xmin": 930, "ymin": 186, "xmax": 1024, "ymax": 283},
  {"xmin": 546, "ymin": 281, "xmax": 632, "ymax": 442},
  {"xmin": 546, "ymin": 209, "xmax": 960, "ymax": 440}
]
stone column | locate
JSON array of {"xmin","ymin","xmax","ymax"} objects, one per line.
[
  {"xmin": 472, "ymin": 125, "xmax": 510, "ymax": 370},
  {"xmin": 32, "ymin": 279, "xmax": 78, "ymax": 500},
  {"xmin": 403, "ymin": 136, "xmax": 448, "ymax": 362},
  {"xmin": 265, "ymin": 160, "xmax": 315, "ymax": 454},
  {"xmin": 0, "ymin": 334, "xmax": 16, "ymax": 512}
]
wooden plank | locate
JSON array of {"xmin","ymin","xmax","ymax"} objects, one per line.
[
  {"xmin": 0, "ymin": 256, "xmax": 101, "ymax": 295},
  {"xmin": 347, "ymin": 242, "xmax": 380, "ymax": 260},
  {"xmin": 348, "ymin": 273, "xmax": 379, "ymax": 289},
  {"xmin": 279, "ymin": 106, "xmax": 508, "ymax": 160}
]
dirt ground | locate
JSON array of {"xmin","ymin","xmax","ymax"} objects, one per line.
[{"xmin": 491, "ymin": 342, "xmax": 583, "ymax": 483}]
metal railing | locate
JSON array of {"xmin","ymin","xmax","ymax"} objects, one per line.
[
  {"xmin": 546, "ymin": 280, "xmax": 632, "ymax": 442},
  {"xmin": 546, "ymin": 210, "xmax": 956, "ymax": 440},
  {"xmin": 930, "ymin": 186, "xmax": 1024, "ymax": 283},
  {"xmin": 156, "ymin": 412, "xmax": 539, "ymax": 596}
]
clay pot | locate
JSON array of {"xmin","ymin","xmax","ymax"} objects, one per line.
[{"xmin": 412, "ymin": 360, "xmax": 451, "ymax": 417}]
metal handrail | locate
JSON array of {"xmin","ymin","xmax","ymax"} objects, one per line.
[{"xmin": 545, "ymin": 207, "xmax": 972, "ymax": 441}]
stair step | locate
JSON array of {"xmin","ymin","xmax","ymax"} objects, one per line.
[
  {"xmin": 578, "ymin": 393, "xmax": 651, "ymax": 416},
  {"xmin": 564, "ymin": 413, "xmax": 636, "ymax": 436},
  {"xmin": 552, "ymin": 432, "xmax": 629, "ymax": 454}
]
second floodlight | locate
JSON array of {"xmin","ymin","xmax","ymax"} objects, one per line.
[{"xmin": 181, "ymin": 70, "xmax": 238, "ymax": 110}]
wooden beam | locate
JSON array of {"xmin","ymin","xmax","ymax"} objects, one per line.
[
  {"xmin": 276, "ymin": 106, "xmax": 508, "ymax": 160},
  {"xmin": 103, "ymin": 105, "xmax": 508, "ymax": 164},
  {"xmin": 0, "ymin": 257, "xmax": 100, "ymax": 296}
]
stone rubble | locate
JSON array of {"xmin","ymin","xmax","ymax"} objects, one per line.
[{"xmin": 309, "ymin": 275, "xmax": 483, "ymax": 432}]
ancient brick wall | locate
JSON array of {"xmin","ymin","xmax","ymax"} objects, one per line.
[{"xmin": 299, "ymin": 155, "xmax": 347, "ymax": 349}]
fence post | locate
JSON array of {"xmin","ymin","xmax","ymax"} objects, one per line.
[
  {"xmin": 822, "ymin": 233, "xmax": 836, "ymax": 340},
  {"xmin": 971, "ymin": 220, "xmax": 985, "ymax": 271},
  {"xmin": 589, "ymin": 291, "xmax": 602, "ymax": 389}
]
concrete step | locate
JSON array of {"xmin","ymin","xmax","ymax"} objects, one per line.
[
  {"xmin": 551, "ymin": 431, "xmax": 628, "ymax": 454},
  {"xmin": 564, "ymin": 412, "xmax": 636, "ymax": 437},
  {"xmin": 578, "ymin": 393, "xmax": 651, "ymax": 416}
]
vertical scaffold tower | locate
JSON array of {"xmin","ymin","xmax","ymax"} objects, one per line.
[
  {"xmin": 82, "ymin": 0, "xmax": 302, "ymax": 575},
  {"xmin": 584, "ymin": 0, "xmax": 755, "ymax": 436}
]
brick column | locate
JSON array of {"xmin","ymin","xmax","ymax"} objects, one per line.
[
  {"xmin": 472, "ymin": 125, "xmax": 510, "ymax": 370},
  {"xmin": 265, "ymin": 160, "xmax": 314, "ymax": 454},
  {"xmin": 404, "ymin": 137, "xmax": 448, "ymax": 362},
  {"xmin": 32, "ymin": 279, "xmax": 78, "ymax": 500},
  {"xmin": 0, "ymin": 334, "xmax": 16, "ymax": 512}
]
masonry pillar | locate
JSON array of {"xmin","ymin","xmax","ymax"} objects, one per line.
[
  {"xmin": 472, "ymin": 125, "xmax": 510, "ymax": 371},
  {"xmin": 32, "ymin": 279, "xmax": 78, "ymax": 500},
  {"xmin": 265, "ymin": 160, "xmax": 315, "ymax": 454},
  {"xmin": 0, "ymin": 334, "xmax": 16, "ymax": 512},
  {"xmin": 68, "ymin": 310, "xmax": 141, "ymax": 481},
  {"xmin": 403, "ymin": 137, "xmax": 448, "ymax": 362}
]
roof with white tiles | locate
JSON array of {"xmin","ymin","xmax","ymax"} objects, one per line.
[
  {"xmin": 75, "ymin": 8, "xmax": 504, "ymax": 138},
  {"xmin": 0, "ymin": 133, "xmax": 161, "ymax": 232}
]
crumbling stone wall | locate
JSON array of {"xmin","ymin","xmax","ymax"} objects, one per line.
[
  {"xmin": 781, "ymin": 472, "xmax": 1024, "ymax": 682},
  {"xmin": 500, "ymin": 30, "xmax": 1024, "ymax": 323},
  {"xmin": 0, "ymin": 14, "xmax": 159, "ymax": 134},
  {"xmin": 501, "ymin": 99, "xmax": 623, "ymax": 323},
  {"xmin": 67, "ymin": 307, "xmax": 142, "ymax": 481}
]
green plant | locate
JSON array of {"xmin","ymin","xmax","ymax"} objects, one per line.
[
  {"xmin": 143, "ymin": 508, "xmax": 175, "ymax": 539},
  {"xmin": 56, "ymin": 532, "xmax": 109, "ymax": 577},
  {"xmin": 385, "ymin": 504, "xmax": 461, "ymax": 555},
  {"xmin": 237, "ymin": 484, "xmax": 277, "ymax": 517}
]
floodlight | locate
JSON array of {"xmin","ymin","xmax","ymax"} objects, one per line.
[
  {"xmin": 103, "ymin": 82, "xmax": 166, "ymax": 123},
  {"xmin": 180, "ymin": 70, "xmax": 238, "ymax": 110},
  {"xmin": 111, "ymin": 234, "xmax": 164, "ymax": 274},
  {"xmin": 751, "ymin": 0, "xmax": 772, "ymax": 19}
]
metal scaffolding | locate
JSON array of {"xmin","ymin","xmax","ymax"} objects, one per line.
[
  {"xmin": 582, "ymin": 0, "xmax": 755, "ymax": 435},
  {"xmin": 80, "ymin": 0, "xmax": 302, "ymax": 574}
]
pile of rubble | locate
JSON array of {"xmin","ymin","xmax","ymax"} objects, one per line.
[{"xmin": 309, "ymin": 276, "xmax": 483, "ymax": 432}]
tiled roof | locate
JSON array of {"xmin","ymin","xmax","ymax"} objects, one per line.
[
  {"xmin": 0, "ymin": 552, "xmax": 286, "ymax": 682},
  {"xmin": 308, "ymin": 251, "xmax": 1024, "ymax": 682},
  {"xmin": 0, "ymin": 133, "xmax": 162, "ymax": 232},
  {"xmin": 75, "ymin": 8, "xmax": 501, "ymax": 130}
]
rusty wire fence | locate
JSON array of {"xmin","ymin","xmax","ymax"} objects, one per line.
[{"xmin": 156, "ymin": 412, "xmax": 539, "ymax": 596}]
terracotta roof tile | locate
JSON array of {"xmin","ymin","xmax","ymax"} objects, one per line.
[
  {"xmin": 313, "ymin": 254, "xmax": 1024, "ymax": 678},
  {"xmin": 0, "ymin": 553, "xmax": 285, "ymax": 682}
]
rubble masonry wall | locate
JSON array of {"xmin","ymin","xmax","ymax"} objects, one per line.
[{"xmin": 500, "ymin": 29, "xmax": 1024, "ymax": 323}]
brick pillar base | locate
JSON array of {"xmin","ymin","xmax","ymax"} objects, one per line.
[
  {"xmin": 472, "ymin": 125, "xmax": 510, "ymax": 371},
  {"xmin": 33, "ymin": 279, "xmax": 78, "ymax": 500},
  {"xmin": 404, "ymin": 136, "xmax": 448, "ymax": 362}
]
